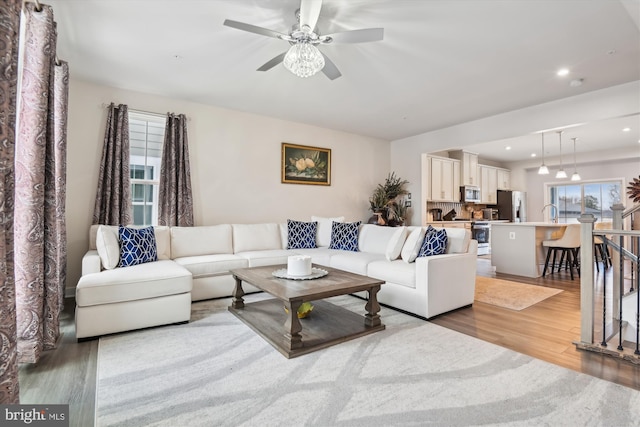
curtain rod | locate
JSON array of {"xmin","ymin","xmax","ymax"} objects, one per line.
[{"xmin": 100, "ymin": 103, "xmax": 189, "ymax": 121}]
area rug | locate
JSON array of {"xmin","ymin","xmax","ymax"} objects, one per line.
[
  {"xmin": 96, "ymin": 294, "xmax": 640, "ymax": 426},
  {"xmin": 474, "ymin": 276, "xmax": 563, "ymax": 311}
]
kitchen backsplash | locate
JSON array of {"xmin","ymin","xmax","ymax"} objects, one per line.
[{"xmin": 426, "ymin": 202, "xmax": 494, "ymax": 221}]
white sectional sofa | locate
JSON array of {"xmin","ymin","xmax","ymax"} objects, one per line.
[{"xmin": 75, "ymin": 219, "xmax": 478, "ymax": 339}]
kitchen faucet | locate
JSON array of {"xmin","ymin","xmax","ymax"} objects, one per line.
[{"xmin": 541, "ymin": 203, "xmax": 558, "ymax": 223}]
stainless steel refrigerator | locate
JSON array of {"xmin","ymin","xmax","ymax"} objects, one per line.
[{"xmin": 496, "ymin": 190, "xmax": 527, "ymax": 222}]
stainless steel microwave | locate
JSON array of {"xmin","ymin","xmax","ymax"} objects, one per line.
[{"xmin": 460, "ymin": 186, "xmax": 481, "ymax": 203}]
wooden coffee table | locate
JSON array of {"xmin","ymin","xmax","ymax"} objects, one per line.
[{"xmin": 228, "ymin": 264, "xmax": 385, "ymax": 358}]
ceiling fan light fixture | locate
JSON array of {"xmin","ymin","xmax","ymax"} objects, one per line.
[{"xmin": 283, "ymin": 42, "xmax": 325, "ymax": 78}]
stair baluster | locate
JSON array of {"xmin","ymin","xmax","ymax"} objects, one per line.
[
  {"xmin": 636, "ymin": 236, "xmax": 640, "ymax": 355},
  {"xmin": 618, "ymin": 234, "xmax": 624, "ymax": 351},
  {"xmin": 601, "ymin": 262, "xmax": 607, "ymax": 347}
]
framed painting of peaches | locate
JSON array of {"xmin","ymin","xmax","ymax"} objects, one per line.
[{"xmin": 281, "ymin": 143, "xmax": 331, "ymax": 185}]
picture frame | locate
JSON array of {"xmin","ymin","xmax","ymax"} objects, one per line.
[{"xmin": 281, "ymin": 143, "xmax": 331, "ymax": 185}]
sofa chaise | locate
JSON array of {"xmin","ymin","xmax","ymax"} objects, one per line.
[{"xmin": 75, "ymin": 218, "xmax": 478, "ymax": 339}]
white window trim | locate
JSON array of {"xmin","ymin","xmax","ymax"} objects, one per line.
[
  {"xmin": 129, "ymin": 111, "xmax": 166, "ymax": 226},
  {"xmin": 543, "ymin": 177, "xmax": 625, "ymax": 223}
]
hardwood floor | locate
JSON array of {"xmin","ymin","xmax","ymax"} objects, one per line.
[
  {"xmin": 18, "ymin": 300, "xmax": 97, "ymax": 427},
  {"xmin": 431, "ymin": 256, "xmax": 640, "ymax": 391},
  {"xmin": 17, "ymin": 257, "xmax": 640, "ymax": 427}
]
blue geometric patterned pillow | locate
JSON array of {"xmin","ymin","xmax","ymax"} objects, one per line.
[
  {"xmin": 417, "ymin": 227, "xmax": 447, "ymax": 257},
  {"xmin": 287, "ymin": 220, "xmax": 318, "ymax": 249},
  {"xmin": 119, "ymin": 226, "xmax": 158, "ymax": 267},
  {"xmin": 329, "ymin": 221, "xmax": 361, "ymax": 252}
]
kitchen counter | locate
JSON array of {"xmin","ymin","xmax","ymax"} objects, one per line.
[
  {"xmin": 490, "ymin": 222, "xmax": 567, "ymax": 277},
  {"xmin": 426, "ymin": 221, "xmax": 471, "ymax": 229}
]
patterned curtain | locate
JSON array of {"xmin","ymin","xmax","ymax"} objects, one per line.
[
  {"xmin": 92, "ymin": 103, "xmax": 131, "ymax": 225},
  {"xmin": 14, "ymin": 2, "xmax": 68, "ymax": 364},
  {"xmin": 158, "ymin": 113, "xmax": 194, "ymax": 226},
  {"xmin": 0, "ymin": 0, "xmax": 21, "ymax": 404}
]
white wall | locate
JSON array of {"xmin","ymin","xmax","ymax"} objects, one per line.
[
  {"xmin": 66, "ymin": 79, "xmax": 390, "ymax": 292},
  {"xmin": 391, "ymin": 81, "xmax": 640, "ymax": 225}
]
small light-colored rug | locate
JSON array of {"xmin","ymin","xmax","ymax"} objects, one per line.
[{"xmin": 475, "ymin": 276, "xmax": 563, "ymax": 311}]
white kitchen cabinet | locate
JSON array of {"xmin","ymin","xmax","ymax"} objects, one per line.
[
  {"xmin": 497, "ymin": 168, "xmax": 511, "ymax": 190},
  {"xmin": 449, "ymin": 150, "xmax": 478, "ymax": 186},
  {"xmin": 426, "ymin": 155, "xmax": 460, "ymax": 202},
  {"xmin": 480, "ymin": 165, "xmax": 498, "ymax": 204},
  {"xmin": 453, "ymin": 161, "xmax": 461, "ymax": 202}
]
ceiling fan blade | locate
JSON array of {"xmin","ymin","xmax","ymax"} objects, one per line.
[
  {"xmin": 299, "ymin": 0, "xmax": 322, "ymax": 31},
  {"xmin": 223, "ymin": 19, "xmax": 287, "ymax": 40},
  {"xmin": 325, "ymin": 28, "xmax": 384, "ymax": 44},
  {"xmin": 320, "ymin": 53, "xmax": 341, "ymax": 80},
  {"xmin": 257, "ymin": 52, "xmax": 286, "ymax": 72}
]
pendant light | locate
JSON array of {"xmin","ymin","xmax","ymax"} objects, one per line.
[
  {"xmin": 538, "ymin": 132, "xmax": 549, "ymax": 174},
  {"xmin": 571, "ymin": 137, "xmax": 581, "ymax": 181},
  {"xmin": 555, "ymin": 131, "xmax": 567, "ymax": 179}
]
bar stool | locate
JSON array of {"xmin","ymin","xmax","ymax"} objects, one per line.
[
  {"xmin": 542, "ymin": 224, "xmax": 581, "ymax": 280},
  {"xmin": 594, "ymin": 221, "xmax": 612, "ymax": 271}
]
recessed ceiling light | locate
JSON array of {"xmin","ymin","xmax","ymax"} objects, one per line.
[
  {"xmin": 557, "ymin": 68, "xmax": 570, "ymax": 77},
  {"xmin": 505, "ymin": 146, "xmax": 511, "ymax": 150},
  {"xmin": 531, "ymin": 153, "xmax": 537, "ymax": 157},
  {"xmin": 623, "ymin": 127, "xmax": 631, "ymax": 132}
]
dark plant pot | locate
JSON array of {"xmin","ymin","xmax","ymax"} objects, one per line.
[{"xmin": 368, "ymin": 209, "xmax": 388, "ymax": 226}]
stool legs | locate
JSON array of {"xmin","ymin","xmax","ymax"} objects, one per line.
[
  {"xmin": 542, "ymin": 246, "xmax": 580, "ymax": 280},
  {"xmin": 542, "ymin": 247, "xmax": 553, "ymax": 277}
]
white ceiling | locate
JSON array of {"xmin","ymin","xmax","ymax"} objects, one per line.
[{"xmin": 47, "ymin": 0, "xmax": 640, "ymax": 162}]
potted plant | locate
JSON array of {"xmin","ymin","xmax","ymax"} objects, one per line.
[{"xmin": 368, "ymin": 172, "xmax": 409, "ymax": 226}]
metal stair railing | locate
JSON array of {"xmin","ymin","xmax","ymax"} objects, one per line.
[
  {"xmin": 578, "ymin": 204, "xmax": 640, "ymax": 357},
  {"xmin": 595, "ymin": 231, "xmax": 639, "ymax": 353}
]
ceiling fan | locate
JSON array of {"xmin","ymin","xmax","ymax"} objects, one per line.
[{"xmin": 223, "ymin": 0, "xmax": 384, "ymax": 80}]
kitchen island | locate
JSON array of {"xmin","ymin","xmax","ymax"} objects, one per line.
[{"xmin": 491, "ymin": 222, "xmax": 567, "ymax": 278}]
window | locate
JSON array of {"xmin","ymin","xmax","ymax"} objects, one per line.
[
  {"xmin": 548, "ymin": 180, "xmax": 622, "ymax": 223},
  {"xmin": 129, "ymin": 111, "xmax": 165, "ymax": 226}
]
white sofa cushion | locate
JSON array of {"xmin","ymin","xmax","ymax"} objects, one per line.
[
  {"xmin": 330, "ymin": 251, "xmax": 386, "ymax": 275},
  {"xmin": 171, "ymin": 225, "xmax": 233, "ymax": 258},
  {"xmin": 173, "ymin": 254, "xmax": 248, "ymax": 278},
  {"xmin": 311, "ymin": 215, "xmax": 344, "ymax": 247},
  {"xmin": 289, "ymin": 248, "xmax": 340, "ymax": 267},
  {"xmin": 358, "ymin": 224, "xmax": 408, "ymax": 260},
  {"xmin": 96, "ymin": 225, "xmax": 119, "ymax": 269},
  {"xmin": 236, "ymin": 249, "xmax": 291, "ymax": 267},
  {"xmin": 76, "ymin": 260, "xmax": 192, "ymax": 307},
  {"xmin": 233, "ymin": 223, "xmax": 282, "ymax": 253},
  {"xmin": 367, "ymin": 259, "xmax": 416, "ymax": 288},
  {"xmin": 401, "ymin": 227, "xmax": 426, "ymax": 263}
]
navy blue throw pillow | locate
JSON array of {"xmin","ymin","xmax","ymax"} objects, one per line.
[
  {"xmin": 329, "ymin": 221, "xmax": 361, "ymax": 252},
  {"xmin": 119, "ymin": 226, "xmax": 158, "ymax": 267},
  {"xmin": 417, "ymin": 227, "xmax": 447, "ymax": 257},
  {"xmin": 287, "ymin": 220, "xmax": 318, "ymax": 249}
]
